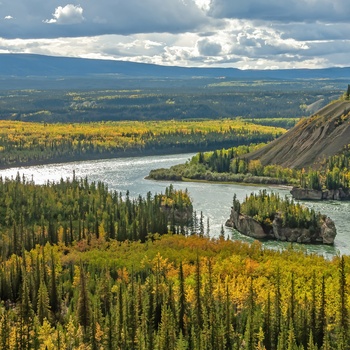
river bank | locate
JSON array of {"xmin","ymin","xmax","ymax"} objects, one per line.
[
  {"xmin": 0, "ymin": 153, "xmax": 345, "ymax": 257},
  {"xmin": 0, "ymin": 147, "xmax": 200, "ymax": 170}
]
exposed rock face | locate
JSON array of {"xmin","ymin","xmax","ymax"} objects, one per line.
[
  {"xmin": 321, "ymin": 217, "xmax": 337, "ymax": 244},
  {"xmin": 291, "ymin": 187, "xmax": 350, "ymax": 200},
  {"xmin": 290, "ymin": 187, "xmax": 323, "ymax": 200},
  {"xmin": 271, "ymin": 215, "xmax": 312, "ymax": 243},
  {"xmin": 225, "ymin": 207, "xmax": 268, "ymax": 239},
  {"xmin": 225, "ymin": 207, "xmax": 336, "ymax": 245}
]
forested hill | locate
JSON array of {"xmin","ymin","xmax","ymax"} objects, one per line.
[
  {"xmin": 2, "ymin": 53, "xmax": 350, "ymax": 79},
  {"xmin": 245, "ymin": 99, "xmax": 350, "ymax": 169}
]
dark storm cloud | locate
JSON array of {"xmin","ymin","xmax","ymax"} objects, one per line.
[
  {"xmin": 0, "ymin": 0, "xmax": 206, "ymax": 39},
  {"xmin": 208, "ymin": 0, "xmax": 350, "ymax": 23}
]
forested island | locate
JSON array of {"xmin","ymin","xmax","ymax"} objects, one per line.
[{"xmin": 226, "ymin": 191, "xmax": 336, "ymax": 244}]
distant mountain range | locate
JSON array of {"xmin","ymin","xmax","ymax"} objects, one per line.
[{"xmin": 2, "ymin": 53, "xmax": 350, "ymax": 80}]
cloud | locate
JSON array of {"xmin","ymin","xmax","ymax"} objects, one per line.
[
  {"xmin": 194, "ymin": 0, "xmax": 211, "ymax": 11},
  {"xmin": 196, "ymin": 38, "xmax": 222, "ymax": 56},
  {"xmin": 0, "ymin": 0, "xmax": 207, "ymax": 39},
  {"xmin": 44, "ymin": 4, "xmax": 84, "ymax": 25},
  {"xmin": 0, "ymin": 0, "xmax": 350, "ymax": 69},
  {"xmin": 1, "ymin": 28, "xmax": 350, "ymax": 69},
  {"xmin": 277, "ymin": 22, "xmax": 350, "ymax": 41},
  {"xmin": 230, "ymin": 26, "xmax": 309, "ymax": 57},
  {"xmin": 208, "ymin": 0, "xmax": 350, "ymax": 23}
]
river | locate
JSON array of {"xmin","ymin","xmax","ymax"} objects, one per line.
[{"xmin": 0, "ymin": 153, "xmax": 348, "ymax": 257}]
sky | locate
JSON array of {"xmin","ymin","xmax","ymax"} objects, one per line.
[{"xmin": 0, "ymin": 0, "xmax": 349, "ymax": 69}]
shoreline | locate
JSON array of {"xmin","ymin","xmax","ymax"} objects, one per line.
[
  {"xmin": 0, "ymin": 148, "xmax": 197, "ymax": 171},
  {"xmin": 146, "ymin": 174, "xmax": 294, "ymax": 190},
  {"xmin": 0, "ymin": 138, "xmax": 267, "ymax": 171}
]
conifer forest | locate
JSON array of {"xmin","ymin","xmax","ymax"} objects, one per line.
[{"xmin": 0, "ymin": 175, "xmax": 348, "ymax": 349}]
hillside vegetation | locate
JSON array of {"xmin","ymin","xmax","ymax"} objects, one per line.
[
  {"xmin": 149, "ymin": 138, "xmax": 350, "ymax": 194},
  {"xmin": 246, "ymin": 100, "xmax": 350, "ymax": 169},
  {"xmin": 148, "ymin": 95, "xmax": 350, "ymax": 194}
]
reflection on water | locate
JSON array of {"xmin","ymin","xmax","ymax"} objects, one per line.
[{"xmin": 0, "ymin": 153, "xmax": 347, "ymax": 257}]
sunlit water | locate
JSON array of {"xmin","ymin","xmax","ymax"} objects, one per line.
[{"xmin": 0, "ymin": 153, "xmax": 348, "ymax": 257}]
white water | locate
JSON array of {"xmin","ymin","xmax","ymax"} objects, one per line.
[{"xmin": 0, "ymin": 153, "xmax": 347, "ymax": 257}]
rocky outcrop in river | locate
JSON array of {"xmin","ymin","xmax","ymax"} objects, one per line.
[
  {"xmin": 290, "ymin": 187, "xmax": 350, "ymax": 200},
  {"xmin": 225, "ymin": 206, "xmax": 336, "ymax": 244}
]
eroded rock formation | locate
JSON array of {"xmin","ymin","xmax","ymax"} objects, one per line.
[
  {"xmin": 225, "ymin": 206, "xmax": 336, "ymax": 245},
  {"xmin": 290, "ymin": 187, "xmax": 350, "ymax": 201}
]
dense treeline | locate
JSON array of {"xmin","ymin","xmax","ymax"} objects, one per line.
[
  {"xmin": 301, "ymin": 146, "xmax": 350, "ymax": 191},
  {"xmin": 235, "ymin": 190, "xmax": 322, "ymax": 230},
  {"xmin": 0, "ymin": 232, "xmax": 349, "ymax": 349},
  {"xmin": 244, "ymin": 118, "xmax": 300, "ymax": 129},
  {"xmin": 0, "ymin": 175, "xmax": 193, "ymax": 258},
  {"xmin": 0, "ymin": 119, "xmax": 284, "ymax": 168},
  {"xmin": 148, "ymin": 144, "xmax": 300, "ymax": 185},
  {"xmin": 0, "ymin": 177, "xmax": 348, "ymax": 349}
]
